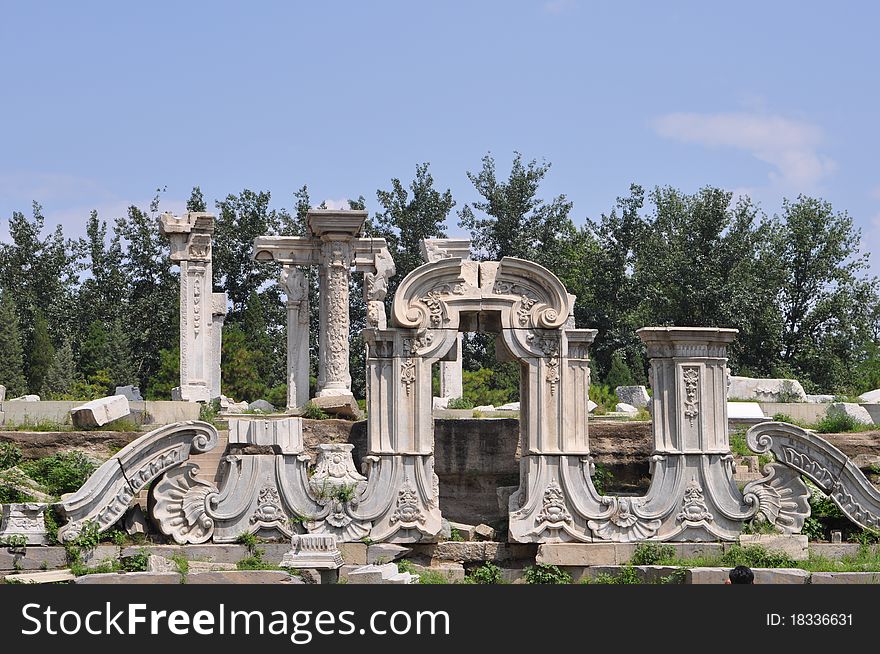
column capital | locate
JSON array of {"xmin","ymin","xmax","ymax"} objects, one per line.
[{"xmin": 307, "ymin": 209, "xmax": 367, "ymax": 239}]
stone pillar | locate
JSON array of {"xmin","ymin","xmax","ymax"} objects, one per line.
[
  {"xmin": 160, "ymin": 212, "xmax": 225, "ymax": 403},
  {"xmin": 439, "ymin": 334, "xmax": 464, "ymax": 399},
  {"xmin": 420, "ymin": 238, "xmax": 471, "ymax": 405},
  {"xmin": 316, "ymin": 237, "xmax": 353, "ymax": 396},
  {"xmin": 210, "ymin": 293, "xmax": 228, "ymax": 400},
  {"xmin": 280, "ymin": 265, "xmax": 310, "ymax": 411},
  {"xmin": 307, "ymin": 210, "xmax": 367, "ymax": 406},
  {"xmin": 638, "ymin": 327, "xmax": 738, "ymax": 454}
]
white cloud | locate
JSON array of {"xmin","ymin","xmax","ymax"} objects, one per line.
[
  {"xmin": 320, "ymin": 198, "xmax": 352, "ymax": 210},
  {"xmin": 543, "ymin": 0, "xmax": 577, "ymax": 14},
  {"xmin": 652, "ymin": 111, "xmax": 836, "ymax": 191}
]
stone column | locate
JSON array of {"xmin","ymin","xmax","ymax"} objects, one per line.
[
  {"xmin": 307, "ymin": 210, "xmax": 367, "ymax": 410},
  {"xmin": 439, "ymin": 334, "xmax": 464, "ymax": 399},
  {"xmin": 280, "ymin": 265, "xmax": 310, "ymax": 411},
  {"xmin": 420, "ymin": 238, "xmax": 471, "ymax": 405},
  {"xmin": 210, "ymin": 293, "xmax": 228, "ymax": 400},
  {"xmin": 638, "ymin": 327, "xmax": 738, "ymax": 454},
  {"xmin": 317, "ymin": 237, "xmax": 353, "ymax": 396},
  {"xmin": 160, "ymin": 212, "xmax": 224, "ymax": 403}
]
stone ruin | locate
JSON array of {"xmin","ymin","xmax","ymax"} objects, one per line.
[{"xmin": 9, "ymin": 208, "xmax": 879, "ymax": 548}]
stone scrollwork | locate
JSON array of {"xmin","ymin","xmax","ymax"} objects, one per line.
[
  {"xmin": 152, "ymin": 464, "xmax": 218, "ymax": 544},
  {"xmin": 57, "ymin": 421, "xmax": 219, "ymax": 542},
  {"xmin": 747, "ymin": 421, "xmax": 880, "ymax": 532},
  {"xmin": 741, "ymin": 463, "xmax": 810, "ymax": 534},
  {"xmin": 306, "ymin": 445, "xmax": 372, "ymax": 541},
  {"xmin": 587, "ymin": 497, "xmax": 662, "ymax": 542}
]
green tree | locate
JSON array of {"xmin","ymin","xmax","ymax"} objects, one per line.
[
  {"xmin": 41, "ymin": 340, "xmax": 76, "ymax": 399},
  {"xmin": 118, "ymin": 203, "xmax": 180, "ymax": 389},
  {"xmin": 771, "ymin": 196, "xmax": 878, "ymax": 391},
  {"xmin": 604, "ymin": 351, "xmax": 634, "ymax": 388},
  {"xmin": 147, "ymin": 346, "xmax": 180, "ymax": 400},
  {"xmin": 187, "ymin": 186, "xmax": 207, "ymax": 212},
  {"xmin": 0, "ymin": 202, "xmax": 81, "ymax": 362},
  {"xmin": 79, "ymin": 320, "xmax": 111, "ymax": 381},
  {"xmin": 373, "ymin": 163, "xmax": 454, "ymax": 299},
  {"xmin": 27, "ymin": 309, "xmax": 55, "ymax": 394},
  {"xmin": 221, "ymin": 326, "xmax": 267, "ymax": 402},
  {"xmin": 0, "ymin": 291, "xmax": 27, "ymax": 396},
  {"xmin": 458, "ymin": 152, "xmax": 575, "ymax": 271}
]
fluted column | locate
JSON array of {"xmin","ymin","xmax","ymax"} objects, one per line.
[{"xmin": 160, "ymin": 212, "xmax": 225, "ymax": 403}]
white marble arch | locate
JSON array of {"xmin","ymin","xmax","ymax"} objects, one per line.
[{"xmin": 362, "ymin": 256, "xmax": 597, "ymax": 542}]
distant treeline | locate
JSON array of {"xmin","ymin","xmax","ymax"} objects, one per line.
[{"xmin": 0, "ymin": 154, "xmax": 877, "ymax": 404}]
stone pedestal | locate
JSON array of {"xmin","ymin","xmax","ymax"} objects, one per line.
[
  {"xmin": 280, "ymin": 534, "xmax": 344, "ymax": 570},
  {"xmin": 280, "ymin": 266, "xmax": 310, "ymax": 410},
  {"xmin": 0, "ymin": 503, "xmax": 49, "ymax": 545},
  {"xmin": 160, "ymin": 212, "xmax": 226, "ymax": 403}
]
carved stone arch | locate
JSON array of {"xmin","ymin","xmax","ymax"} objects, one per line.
[{"xmin": 391, "ymin": 256, "xmax": 573, "ymax": 337}]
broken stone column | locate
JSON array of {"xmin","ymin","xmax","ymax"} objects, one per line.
[
  {"xmin": 280, "ymin": 266, "xmax": 310, "ymax": 411},
  {"xmin": 160, "ymin": 212, "xmax": 227, "ymax": 403},
  {"xmin": 420, "ymin": 238, "xmax": 471, "ymax": 405},
  {"xmin": 308, "ymin": 210, "xmax": 367, "ymax": 409},
  {"xmin": 70, "ymin": 395, "xmax": 131, "ymax": 428}
]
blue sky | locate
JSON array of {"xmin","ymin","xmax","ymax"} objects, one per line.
[{"xmin": 2, "ymin": 1, "xmax": 878, "ymax": 269}]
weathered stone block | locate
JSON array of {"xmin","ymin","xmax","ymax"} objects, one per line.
[
  {"xmin": 310, "ymin": 394, "xmax": 362, "ymax": 419},
  {"xmin": 739, "ymin": 534, "xmax": 809, "ymax": 560},
  {"xmin": 859, "ymin": 389, "xmax": 880, "ymax": 404},
  {"xmin": 728, "ymin": 376, "xmax": 807, "ymax": 402},
  {"xmin": 828, "ymin": 402, "xmax": 874, "ymax": 425},
  {"xmin": 367, "ymin": 543, "xmax": 411, "ymax": 564},
  {"xmin": 280, "ymin": 534, "xmax": 343, "ymax": 570},
  {"xmin": 615, "ymin": 402, "xmax": 639, "ymax": 414},
  {"xmin": 115, "ymin": 386, "xmax": 143, "ymax": 401},
  {"xmin": 686, "ymin": 566, "xmax": 809, "ymax": 584},
  {"xmin": 6, "ymin": 569, "xmax": 75, "ymax": 584},
  {"xmin": 0, "ymin": 503, "xmax": 48, "ymax": 545},
  {"xmin": 474, "ymin": 524, "xmax": 496, "ymax": 541},
  {"xmin": 338, "ymin": 542, "xmax": 367, "ymax": 565},
  {"xmin": 810, "ymin": 572, "xmax": 880, "ymax": 584},
  {"xmin": 537, "ymin": 543, "xmax": 640, "ymax": 566},
  {"xmin": 411, "ymin": 562, "xmax": 464, "ymax": 582},
  {"xmin": 248, "ymin": 399, "xmax": 276, "ymax": 413},
  {"xmin": 727, "ymin": 402, "xmax": 765, "ymax": 419},
  {"xmin": 70, "ymin": 395, "xmax": 131, "ymax": 428},
  {"xmin": 615, "ymin": 386, "xmax": 650, "ymax": 408}
]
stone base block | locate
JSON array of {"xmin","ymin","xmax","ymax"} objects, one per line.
[
  {"xmin": 70, "ymin": 395, "xmax": 131, "ymax": 428},
  {"xmin": 339, "ymin": 542, "xmax": 367, "ymax": 565},
  {"xmin": 738, "ymin": 534, "xmax": 809, "ymax": 560},
  {"xmin": 346, "ymin": 562, "xmax": 416, "ymax": 584},
  {"xmin": 310, "ymin": 394, "xmax": 363, "ymax": 419},
  {"xmin": 687, "ymin": 566, "xmax": 809, "ymax": 584},
  {"xmin": 411, "ymin": 562, "xmax": 465, "ymax": 583},
  {"xmin": 810, "ymin": 572, "xmax": 880, "ymax": 584},
  {"xmin": 367, "ymin": 543, "xmax": 411, "ymax": 564},
  {"xmin": 5, "ymin": 569, "xmax": 75, "ymax": 584},
  {"xmin": 0, "ymin": 503, "xmax": 49, "ymax": 545},
  {"xmin": 75, "ymin": 570, "xmax": 302, "ymax": 584}
]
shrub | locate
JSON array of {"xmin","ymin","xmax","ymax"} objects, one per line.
[
  {"xmin": 592, "ymin": 463, "xmax": 613, "ymax": 495},
  {"xmin": 0, "ymin": 442, "xmax": 23, "ymax": 470},
  {"xmin": 524, "ymin": 563, "xmax": 571, "ymax": 585},
  {"xmin": 302, "ymin": 402, "xmax": 330, "ymax": 420},
  {"xmin": 630, "ymin": 543, "xmax": 674, "ymax": 566},
  {"xmin": 20, "ymin": 452, "xmax": 97, "ymax": 496},
  {"xmin": 467, "ymin": 562, "xmax": 504, "ymax": 584},
  {"xmin": 801, "ymin": 516, "xmax": 825, "ymax": 541},
  {"xmin": 446, "ymin": 397, "xmax": 474, "ymax": 410},
  {"xmin": 814, "ymin": 412, "xmax": 865, "ymax": 434},
  {"xmin": 591, "ymin": 565, "xmax": 641, "ymax": 584},
  {"xmin": 721, "ymin": 544, "xmax": 795, "ymax": 569}
]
